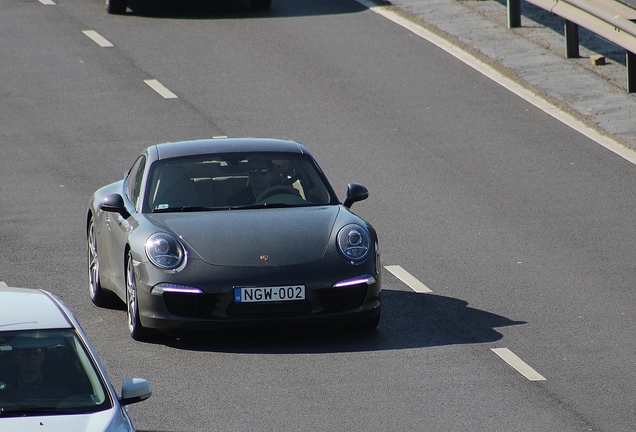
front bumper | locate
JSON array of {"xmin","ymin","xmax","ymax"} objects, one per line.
[{"xmin": 133, "ymin": 257, "xmax": 381, "ymax": 331}]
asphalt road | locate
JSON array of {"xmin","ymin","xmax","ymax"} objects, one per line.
[{"xmin": 2, "ymin": 0, "xmax": 636, "ymax": 431}]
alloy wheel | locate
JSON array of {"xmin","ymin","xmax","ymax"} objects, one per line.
[
  {"xmin": 87, "ymin": 219, "xmax": 111, "ymax": 307},
  {"xmin": 126, "ymin": 253, "xmax": 149, "ymax": 341}
]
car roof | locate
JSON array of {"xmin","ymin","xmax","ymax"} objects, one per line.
[
  {"xmin": 0, "ymin": 287, "xmax": 72, "ymax": 331},
  {"xmin": 152, "ymin": 138, "xmax": 309, "ymax": 161}
]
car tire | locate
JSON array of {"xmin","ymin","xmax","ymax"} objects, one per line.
[
  {"xmin": 106, "ymin": 0, "xmax": 127, "ymax": 14},
  {"xmin": 249, "ymin": 0, "xmax": 272, "ymax": 9},
  {"xmin": 126, "ymin": 252, "xmax": 151, "ymax": 341},
  {"xmin": 88, "ymin": 218, "xmax": 114, "ymax": 307}
]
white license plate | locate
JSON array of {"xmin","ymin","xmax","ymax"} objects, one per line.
[{"xmin": 234, "ymin": 285, "xmax": 305, "ymax": 303}]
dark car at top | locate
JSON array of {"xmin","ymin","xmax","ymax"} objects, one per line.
[
  {"xmin": 87, "ymin": 138, "xmax": 381, "ymax": 341},
  {"xmin": 106, "ymin": 0, "xmax": 272, "ymax": 15}
]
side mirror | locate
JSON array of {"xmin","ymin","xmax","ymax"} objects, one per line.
[
  {"xmin": 119, "ymin": 378, "xmax": 151, "ymax": 406},
  {"xmin": 343, "ymin": 183, "xmax": 368, "ymax": 208},
  {"xmin": 99, "ymin": 193, "xmax": 130, "ymax": 218}
]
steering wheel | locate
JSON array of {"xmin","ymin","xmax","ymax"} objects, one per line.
[
  {"xmin": 255, "ymin": 185, "xmax": 301, "ymax": 203},
  {"xmin": 281, "ymin": 173, "xmax": 301, "ymax": 186}
]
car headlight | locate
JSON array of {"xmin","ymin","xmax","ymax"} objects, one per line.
[
  {"xmin": 145, "ymin": 233, "xmax": 185, "ymax": 270},
  {"xmin": 337, "ymin": 224, "xmax": 371, "ymax": 263}
]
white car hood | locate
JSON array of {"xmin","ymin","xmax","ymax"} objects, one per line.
[{"xmin": 0, "ymin": 408, "xmax": 131, "ymax": 432}]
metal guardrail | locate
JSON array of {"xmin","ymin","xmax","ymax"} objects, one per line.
[{"xmin": 507, "ymin": 0, "xmax": 636, "ymax": 92}]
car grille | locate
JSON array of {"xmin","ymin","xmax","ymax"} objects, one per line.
[
  {"xmin": 163, "ymin": 292, "xmax": 221, "ymax": 319},
  {"xmin": 227, "ymin": 301, "xmax": 312, "ymax": 318},
  {"xmin": 315, "ymin": 284, "xmax": 368, "ymax": 313}
]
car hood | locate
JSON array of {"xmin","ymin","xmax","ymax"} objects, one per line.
[
  {"xmin": 148, "ymin": 206, "xmax": 341, "ymax": 266},
  {"xmin": 0, "ymin": 408, "xmax": 130, "ymax": 432}
]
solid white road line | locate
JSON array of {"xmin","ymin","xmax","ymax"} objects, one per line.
[
  {"xmin": 384, "ymin": 265, "xmax": 433, "ymax": 293},
  {"xmin": 144, "ymin": 79, "xmax": 178, "ymax": 99},
  {"xmin": 356, "ymin": 0, "xmax": 636, "ymax": 166},
  {"xmin": 492, "ymin": 348, "xmax": 547, "ymax": 381},
  {"xmin": 82, "ymin": 30, "xmax": 114, "ymax": 48}
]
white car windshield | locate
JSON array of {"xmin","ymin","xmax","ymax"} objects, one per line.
[{"xmin": 0, "ymin": 329, "xmax": 111, "ymax": 416}]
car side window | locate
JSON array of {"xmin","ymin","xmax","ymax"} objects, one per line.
[{"xmin": 126, "ymin": 156, "xmax": 146, "ymax": 209}]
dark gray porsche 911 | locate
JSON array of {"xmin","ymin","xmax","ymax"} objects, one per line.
[{"xmin": 86, "ymin": 138, "xmax": 381, "ymax": 341}]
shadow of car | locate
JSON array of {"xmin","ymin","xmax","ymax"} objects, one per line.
[{"xmin": 158, "ymin": 290, "xmax": 525, "ymax": 354}]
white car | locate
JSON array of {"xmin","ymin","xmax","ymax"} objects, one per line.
[{"xmin": 0, "ymin": 287, "xmax": 151, "ymax": 431}]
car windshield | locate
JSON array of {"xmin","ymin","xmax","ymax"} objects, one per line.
[
  {"xmin": 144, "ymin": 152, "xmax": 337, "ymax": 213},
  {"xmin": 0, "ymin": 329, "xmax": 111, "ymax": 416}
]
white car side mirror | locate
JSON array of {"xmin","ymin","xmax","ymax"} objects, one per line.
[{"xmin": 120, "ymin": 378, "xmax": 152, "ymax": 406}]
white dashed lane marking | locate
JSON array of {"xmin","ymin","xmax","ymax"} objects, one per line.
[
  {"xmin": 82, "ymin": 30, "xmax": 114, "ymax": 48},
  {"xmin": 384, "ymin": 265, "xmax": 432, "ymax": 293},
  {"xmin": 492, "ymin": 348, "xmax": 547, "ymax": 381},
  {"xmin": 144, "ymin": 79, "xmax": 178, "ymax": 99},
  {"xmin": 38, "ymin": 0, "xmax": 56, "ymax": 5}
]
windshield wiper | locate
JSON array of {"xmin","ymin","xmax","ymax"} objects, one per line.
[
  {"xmin": 229, "ymin": 202, "xmax": 297, "ymax": 210},
  {"xmin": 1, "ymin": 405, "xmax": 102, "ymax": 416},
  {"xmin": 152, "ymin": 206, "xmax": 222, "ymax": 213},
  {"xmin": 1, "ymin": 406, "xmax": 61, "ymax": 416}
]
